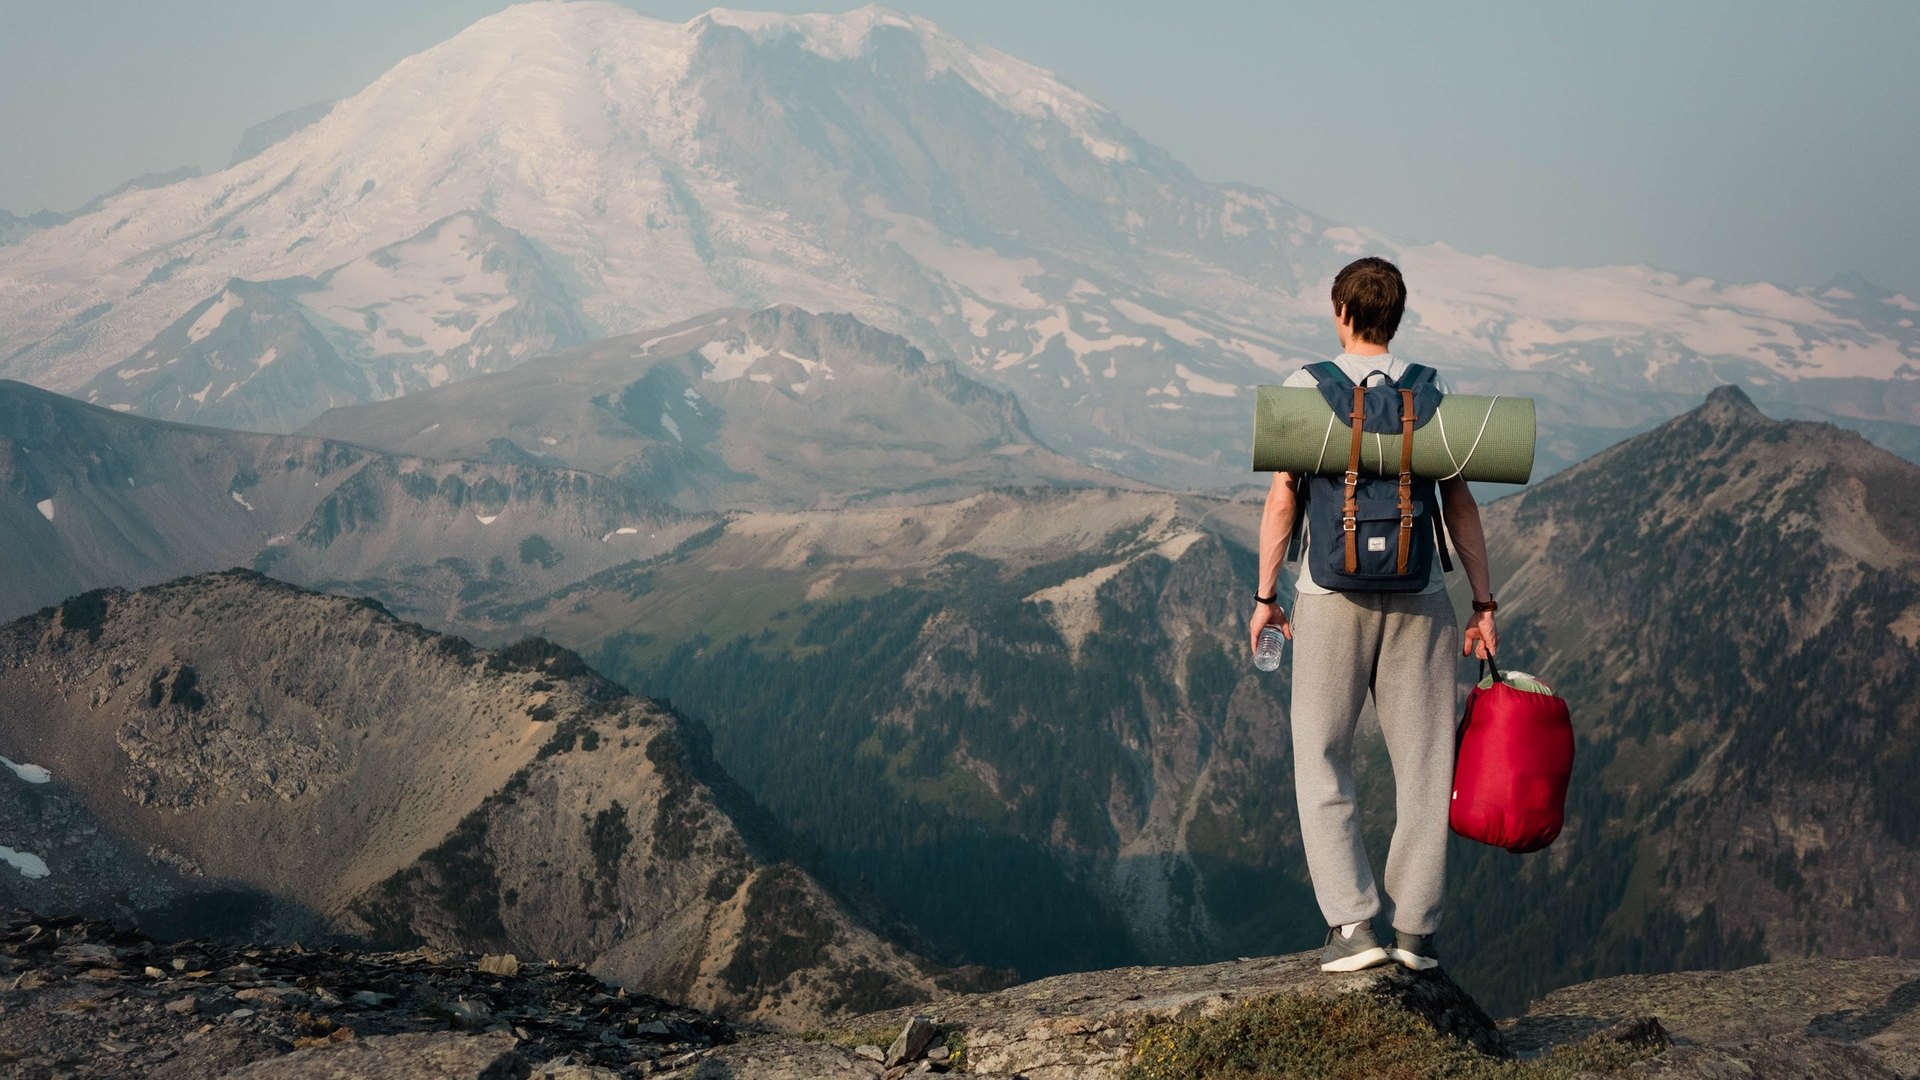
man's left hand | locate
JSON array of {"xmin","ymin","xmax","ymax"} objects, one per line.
[
  {"xmin": 1462, "ymin": 611, "xmax": 1498, "ymax": 659},
  {"xmin": 1249, "ymin": 602, "xmax": 1292, "ymax": 655}
]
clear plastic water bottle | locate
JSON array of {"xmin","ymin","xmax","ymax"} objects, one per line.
[{"xmin": 1253, "ymin": 625, "xmax": 1287, "ymax": 671}]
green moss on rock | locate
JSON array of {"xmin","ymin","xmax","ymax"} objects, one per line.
[{"xmin": 1124, "ymin": 991, "xmax": 1661, "ymax": 1080}]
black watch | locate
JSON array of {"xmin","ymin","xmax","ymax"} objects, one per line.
[
  {"xmin": 1471, "ymin": 597, "xmax": 1498, "ymax": 613},
  {"xmin": 1254, "ymin": 592, "xmax": 1279, "ymax": 606}
]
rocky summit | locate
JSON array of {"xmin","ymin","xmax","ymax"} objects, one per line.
[{"xmin": 6, "ymin": 910, "xmax": 1916, "ymax": 1079}]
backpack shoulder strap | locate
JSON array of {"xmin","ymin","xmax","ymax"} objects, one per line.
[
  {"xmin": 1343, "ymin": 383, "xmax": 1366, "ymax": 573},
  {"xmin": 1306, "ymin": 362, "xmax": 1355, "ymax": 416},
  {"xmin": 1286, "ymin": 475, "xmax": 1307, "ymax": 563},
  {"xmin": 1394, "ymin": 362, "xmax": 1445, "ymax": 434},
  {"xmin": 1306, "ymin": 361, "xmax": 1353, "ymax": 390},
  {"xmin": 1395, "ymin": 387, "xmax": 1417, "ymax": 573},
  {"xmin": 1395, "ymin": 363, "xmax": 1438, "ymax": 391}
]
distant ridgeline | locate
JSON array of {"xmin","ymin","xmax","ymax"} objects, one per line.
[{"xmin": 0, "ymin": 306, "xmax": 1105, "ymax": 622}]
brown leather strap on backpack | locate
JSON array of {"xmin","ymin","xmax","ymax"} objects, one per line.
[
  {"xmin": 1396, "ymin": 387, "xmax": 1417, "ymax": 574},
  {"xmin": 1344, "ymin": 383, "xmax": 1365, "ymax": 573}
]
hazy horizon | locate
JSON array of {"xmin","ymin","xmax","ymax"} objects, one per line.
[{"xmin": 4, "ymin": 0, "xmax": 1916, "ymax": 297}]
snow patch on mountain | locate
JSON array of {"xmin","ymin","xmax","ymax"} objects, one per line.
[
  {"xmin": 1175, "ymin": 363, "xmax": 1238, "ymax": 397},
  {"xmin": 1, "ymin": 756, "xmax": 52, "ymax": 784},
  {"xmin": 0, "ymin": 846, "xmax": 50, "ymax": 880},
  {"xmin": 698, "ymin": 339, "xmax": 759, "ymax": 382},
  {"xmin": 305, "ymin": 215, "xmax": 518, "ymax": 357},
  {"xmin": 187, "ymin": 289, "xmax": 243, "ymax": 343},
  {"xmin": 870, "ymin": 199, "xmax": 1047, "ymax": 309},
  {"xmin": 1109, "ymin": 299, "xmax": 1212, "ymax": 350}
]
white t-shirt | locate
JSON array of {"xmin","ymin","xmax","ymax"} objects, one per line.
[{"xmin": 1280, "ymin": 353, "xmax": 1450, "ymax": 596}]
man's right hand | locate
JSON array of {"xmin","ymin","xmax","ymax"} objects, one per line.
[
  {"xmin": 1462, "ymin": 611, "xmax": 1498, "ymax": 660},
  {"xmin": 1249, "ymin": 602, "xmax": 1293, "ymax": 655}
]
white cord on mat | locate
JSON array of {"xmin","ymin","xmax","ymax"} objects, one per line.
[
  {"xmin": 1313, "ymin": 411, "xmax": 1337, "ymax": 473},
  {"xmin": 1437, "ymin": 395, "xmax": 1501, "ymax": 480}
]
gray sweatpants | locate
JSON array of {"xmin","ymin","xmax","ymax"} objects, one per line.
[{"xmin": 1289, "ymin": 589, "xmax": 1458, "ymax": 935}]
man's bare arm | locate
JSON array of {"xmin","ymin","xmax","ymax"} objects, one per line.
[
  {"xmin": 1249, "ymin": 471, "xmax": 1298, "ymax": 652},
  {"xmin": 1439, "ymin": 477, "xmax": 1498, "ymax": 659}
]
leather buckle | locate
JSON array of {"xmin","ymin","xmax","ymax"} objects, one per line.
[
  {"xmin": 1341, "ymin": 518, "xmax": 1358, "ymax": 532},
  {"xmin": 1343, "ymin": 470, "xmax": 1360, "ymax": 484}
]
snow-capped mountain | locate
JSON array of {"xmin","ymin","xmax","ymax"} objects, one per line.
[{"xmin": 1, "ymin": 2, "xmax": 1914, "ymax": 482}]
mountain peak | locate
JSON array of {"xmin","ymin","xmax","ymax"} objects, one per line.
[
  {"xmin": 1818, "ymin": 270, "xmax": 1891, "ymax": 298},
  {"xmin": 1700, "ymin": 383, "xmax": 1765, "ymax": 421},
  {"xmin": 699, "ymin": 4, "xmax": 919, "ymax": 50},
  {"xmin": 690, "ymin": 2, "xmax": 1124, "ymax": 143}
]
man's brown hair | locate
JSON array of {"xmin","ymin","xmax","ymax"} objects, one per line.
[{"xmin": 1331, "ymin": 257, "xmax": 1406, "ymax": 345}]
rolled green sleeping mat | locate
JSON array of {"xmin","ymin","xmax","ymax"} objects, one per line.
[{"xmin": 1251, "ymin": 386, "xmax": 1537, "ymax": 484}]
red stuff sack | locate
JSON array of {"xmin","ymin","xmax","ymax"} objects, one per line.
[{"xmin": 1450, "ymin": 658, "xmax": 1574, "ymax": 854}]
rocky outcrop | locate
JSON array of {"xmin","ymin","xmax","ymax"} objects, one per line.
[
  {"xmin": 217, "ymin": 1032, "xmax": 529, "ymax": 1080},
  {"xmin": 0, "ymin": 572, "xmax": 937, "ymax": 1027},
  {"xmin": 0, "ymin": 909, "xmax": 732, "ymax": 1079},
  {"xmin": 6, "ymin": 912, "xmax": 1915, "ymax": 1080},
  {"xmin": 841, "ymin": 951, "xmax": 1501, "ymax": 1079},
  {"xmin": 1505, "ymin": 956, "xmax": 1920, "ymax": 1079}
]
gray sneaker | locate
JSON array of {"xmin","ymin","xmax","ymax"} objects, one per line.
[
  {"xmin": 1388, "ymin": 930, "xmax": 1440, "ymax": 971},
  {"xmin": 1319, "ymin": 923, "xmax": 1391, "ymax": 972}
]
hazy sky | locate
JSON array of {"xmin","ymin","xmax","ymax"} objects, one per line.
[{"xmin": 5, "ymin": 1, "xmax": 1916, "ymax": 296}]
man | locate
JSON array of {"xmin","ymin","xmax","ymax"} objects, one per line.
[{"xmin": 1248, "ymin": 256, "xmax": 1498, "ymax": 973}]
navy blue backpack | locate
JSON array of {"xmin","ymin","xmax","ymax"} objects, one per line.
[{"xmin": 1289, "ymin": 362, "xmax": 1453, "ymax": 592}]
